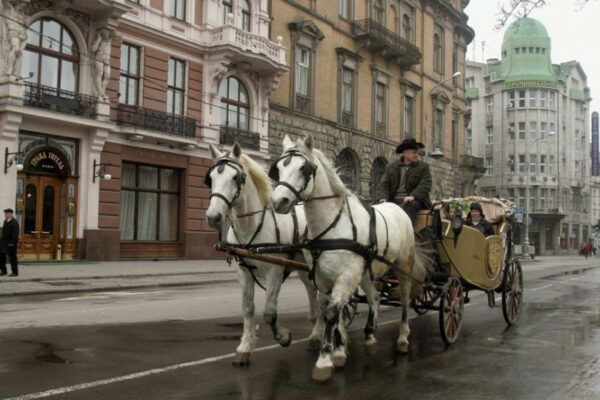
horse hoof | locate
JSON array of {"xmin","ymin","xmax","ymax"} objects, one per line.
[
  {"xmin": 312, "ymin": 366, "xmax": 334, "ymax": 382},
  {"xmin": 364, "ymin": 341, "xmax": 379, "ymax": 356},
  {"xmin": 307, "ymin": 337, "xmax": 321, "ymax": 352},
  {"xmin": 396, "ymin": 342, "xmax": 409, "ymax": 354},
  {"xmin": 232, "ymin": 352, "xmax": 251, "ymax": 366},
  {"xmin": 278, "ymin": 332, "xmax": 292, "ymax": 347},
  {"xmin": 332, "ymin": 353, "xmax": 347, "ymax": 368}
]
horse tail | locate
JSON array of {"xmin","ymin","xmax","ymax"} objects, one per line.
[{"xmin": 412, "ymin": 239, "xmax": 436, "ymax": 283}]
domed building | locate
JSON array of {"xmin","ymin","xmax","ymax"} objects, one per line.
[{"xmin": 466, "ymin": 17, "xmax": 592, "ymax": 256}]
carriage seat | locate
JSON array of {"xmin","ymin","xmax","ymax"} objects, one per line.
[{"xmin": 414, "ymin": 209, "xmax": 433, "ymax": 233}]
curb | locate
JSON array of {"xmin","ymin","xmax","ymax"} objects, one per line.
[{"xmin": 0, "ymin": 270, "xmax": 234, "ymax": 284}]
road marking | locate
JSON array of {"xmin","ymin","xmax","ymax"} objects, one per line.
[
  {"xmin": 531, "ymin": 284, "xmax": 554, "ymax": 291},
  {"xmin": 4, "ymin": 314, "xmax": 412, "ymax": 400}
]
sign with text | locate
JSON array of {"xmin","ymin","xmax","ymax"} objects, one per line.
[
  {"xmin": 503, "ymin": 80, "xmax": 557, "ymax": 90},
  {"xmin": 25, "ymin": 146, "xmax": 70, "ymax": 176}
]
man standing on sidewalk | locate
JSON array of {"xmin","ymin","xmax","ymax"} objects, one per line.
[{"xmin": 1, "ymin": 208, "xmax": 20, "ymax": 277}]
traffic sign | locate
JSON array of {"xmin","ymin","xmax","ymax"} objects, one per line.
[{"xmin": 514, "ymin": 209, "xmax": 523, "ymax": 223}]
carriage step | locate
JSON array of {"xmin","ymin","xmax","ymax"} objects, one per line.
[{"xmin": 487, "ymin": 291, "xmax": 496, "ymax": 307}]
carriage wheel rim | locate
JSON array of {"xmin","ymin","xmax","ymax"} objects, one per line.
[
  {"xmin": 503, "ymin": 260, "xmax": 523, "ymax": 324},
  {"xmin": 441, "ymin": 279, "xmax": 463, "ymax": 343}
]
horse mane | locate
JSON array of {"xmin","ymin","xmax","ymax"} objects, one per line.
[
  {"xmin": 302, "ymin": 146, "xmax": 351, "ymax": 197},
  {"xmin": 239, "ymin": 153, "xmax": 273, "ymax": 205}
]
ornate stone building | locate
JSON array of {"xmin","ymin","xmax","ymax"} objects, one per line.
[
  {"xmin": 466, "ymin": 18, "xmax": 592, "ymax": 255},
  {"xmin": 268, "ymin": 0, "xmax": 482, "ymax": 201},
  {"xmin": 0, "ymin": 0, "xmax": 286, "ymax": 260}
]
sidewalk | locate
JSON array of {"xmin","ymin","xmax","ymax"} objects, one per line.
[
  {"xmin": 0, "ymin": 259, "xmax": 237, "ymax": 297},
  {"xmin": 0, "ymin": 255, "xmax": 597, "ymax": 297}
]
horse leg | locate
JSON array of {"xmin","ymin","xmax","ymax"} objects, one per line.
[
  {"xmin": 297, "ymin": 270, "xmax": 318, "ymax": 323},
  {"xmin": 313, "ymin": 272, "xmax": 357, "ymax": 381},
  {"xmin": 392, "ymin": 256, "xmax": 414, "ymax": 354},
  {"xmin": 263, "ymin": 267, "xmax": 291, "ymax": 347},
  {"xmin": 233, "ymin": 268, "xmax": 255, "ymax": 366},
  {"xmin": 331, "ymin": 315, "xmax": 349, "ymax": 368},
  {"xmin": 307, "ymin": 291, "xmax": 327, "ymax": 351},
  {"xmin": 360, "ymin": 277, "xmax": 380, "ymax": 355}
]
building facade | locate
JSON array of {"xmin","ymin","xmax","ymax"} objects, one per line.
[
  {"xmin": 466, "ymin": 18, "xmax": 592, "ymax": 255},
  {"xmin": 0, "ymin": 0, "xmax": 286, "ymax": 260},
  {"xmin": 268, "ymin": 0, "xmax": 482, "ymax": 201}
]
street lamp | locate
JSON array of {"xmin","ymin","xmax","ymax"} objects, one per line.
[{"xmin": 424, "ymin": 71, "xmax": 462, "ymax": 159}]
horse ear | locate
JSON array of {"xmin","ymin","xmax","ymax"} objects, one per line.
[
  {"xmin": 209, "ymin": 144, "xmax": 224, "ymax": 161},
  {"xmin": 304, "ymin": 134, "xmax": 314, "ymax": 151},
  {"xmin": 231, "ymin": 141, "xmax": 242, "ymax": 159},
  {"xmin": 282, "ymin": 134, "xmax": 294, "ymax": 150}
]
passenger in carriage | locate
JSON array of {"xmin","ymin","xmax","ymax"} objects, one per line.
[
  {"xmin": 375, "ymin": 138, "xmax": 432, "ymax": 226},
  {"xmin": 465, "ymin": 202, "xmax": 495, "ymax": 237}
]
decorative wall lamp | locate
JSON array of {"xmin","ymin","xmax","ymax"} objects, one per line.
[
  {"xmin": 4, "ymin": 147, "xmax": 23, "ymax": 174},
  {"xmin": 93, "ymin": 160, "xmax": 117, "ymax": 183}
]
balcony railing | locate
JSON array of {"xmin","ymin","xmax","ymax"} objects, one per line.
[
  {"xmin": 351, "ymin": 19, "xmax": 421, "ymax": 67},
  {"xmin": 23, "ymin": 82, "xmax": 97, "ymax": 118},
  {"xmin": 220, "ymin": 127, "xmax": 260, "ymax": 151},
  {"xmin": 116, "ymin": 104, "xmax": 196, "ymax": 138}
]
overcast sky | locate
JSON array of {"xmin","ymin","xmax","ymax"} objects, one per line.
[{"xmin": 464, "ymin": 0, "xmax": 600, "ymax": 118}]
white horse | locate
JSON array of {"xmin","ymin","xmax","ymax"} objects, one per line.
[
  {"xmin": 206, "ymin": 142, "xmax": 318, "ymax": 366},
  {"xmin": 270, "ymin": 134, "xmax": 432, "ymax": 381}
]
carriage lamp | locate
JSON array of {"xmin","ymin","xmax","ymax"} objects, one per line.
[
  {"xmin": 93, "ymin": 159, "xmax": 118, "ymax": 183},
  {"xmin": 4, "ymin": 147, "xmax": 23, "ymax": 174}
]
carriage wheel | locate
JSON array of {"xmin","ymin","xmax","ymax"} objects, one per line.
[
  {"xmin": 343, "ymin": 293, "xmax": 359, "ymax": 328},
  {"xmin": 439, "ymin": 277, "xmax": 464, "ymax": 345},
  {"xmin": 502, "ymin": 259, "xmax": 523, "ymax": 325},
  {"xmin": 412, "ymin": 286, "xmax": 436, "ymax": 315}
]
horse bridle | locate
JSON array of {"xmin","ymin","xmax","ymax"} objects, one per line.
[
  {"xmin": 204, "ymin": 157, "xmax": 247, "ymax": 209},
  {"xmin": 268, "ymin": 149, "xmax": 318, "ymax": 201}
]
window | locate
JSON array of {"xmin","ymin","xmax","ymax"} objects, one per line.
[
  {"xmin": 340, "ymin": 67, "xmax": 354, "ymax": 127},
  {"xmin": 529, "ymin": 121, "xmax": 537, "ymax": 139},
  {"xmin": 549, "ymin": 155, "xmax": 554, "ymax": 173},
  {"xmin": 539, "ymin": 89, "xmax": 547, "ymax": 107},
  {"xmin": 508, "ymin": 188, "xmax": 515, "ymax": 203},
  {"xmin": 119, "ymin": 43, "xmax": 140, "ymax": 105},
  {"xmin": 508, "ymin": 91, "xmax": 515, "ymax": 108},
  {"xmin": 486, "ymin": 96, "xmax": 493, "ymax": 113},
  {"xmin": 519, "ymin": 188, "xmax": 526, "ymax": 209},
  {"xmin": 540, "ymin": 188, "xmax": 547, "ymax": 209},
  {"xmin": 550, "ymin": 189, "xmax": 556, "ymax": 208},
  {"xmin": 294, "ymin": 45, "xmax": 311, "ymax": 112},
  {"xmin": 222, "ymin": 0, "xmax": 232, "ymax": 24},
  {"xmin": 530, "ymin": 154, "xmax": 537, "ymax": 173},
  {"xmin": 549, "ymin": 91, "xmax": 555, "ymax": 108},
  {"xmin": 452, "ymin": 116, "xmax": 458, "ymax": 160},
  {"xmin": 486, "ymin": 156, "xmax": 493, "ymax": 175},
  {"xmin": 466, "ymin": 125, "xmax": 472, "ymax": 154},
  {"xmin": 518, "ymin": 90, "xmax": 526, "ymax": 107},
  {"xmin": 540, "ymin": 155, "xmax": 546, "ymax": 173},
  {"xmin": 23, "ymin": 18, "xmax": 79, "ymax": 91},
  {"xmin": 434, "ymin": 106, "xmax": 444, "ymax": 150},
  {"xmin": 518, "ymin": 154, "xmax": 526, "ymax": 173},
  {"xmin": 241, "ymin": 0, "xmax": 251, "ymax": 31},
  {"xmin": 453, "ymin": 44, "xmax": 459, "ymax": 89},
  {"xmin": 169, "ymin": 0, "xmax": 185, "ymax": 20},
  {"xmin": 220, "ymin": 76, "xmax": 249, "ymax": 131},
  {"xmin": 373, "ymin": 0, "xmax": 384, "ymax": 24},
  {"xmin": 518, "ymin": 122, "xmax": 526, "ymax": 140},
  {"xmin": 509, "ymin": 155, "xmax": 515, "ymax": 173},
  {"xmin": 167, "ymin": 58, "xmax": 185, "ymax": 115},
  {"xmin": 339, "ymin": 0, "xmax": 350, "ymax": 19},
  {"xmin": 508, "ymin": 122, "xmax": 515, "ymax": 140},
  {"xmin": 487, "ymin": 126, "xmax": 493, "ymax": 144},
  {"xmin": 403, "ymin": 95, "xmax": 414, "ymax": 138},
  {"xmin": 375, "ymin": 82, "xmax": 386, "ymax": 135},
  {"xmin": 433, "ymin": 25, "xmax": 443, "ymax": 73},
  {"xmin": 401, "ymin": 14, "xmax": 412, "ymax": 41},
  {"xmin": 549, "ymin": 122, "xmax": 555, "ymax": 135},
  {"xmin": 120, "ymin": 163, "xmax": 180, "ymax": 241},
  {"xmin": 540, "ymin": 122, "xmax": 547, "ymax": 139},
  {"xmin": 529, "ymin": 89, "xmax": 537, "ymax": 107},
  {"xmin": 530, "ymin": 188, "xmax": 536, "ymax": 210}
]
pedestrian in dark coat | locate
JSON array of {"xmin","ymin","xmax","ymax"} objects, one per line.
[
  {"xmin": 375, "ymin": 138, "xmax": 432, "ymax": 225},
  {"xmin": 465, "ymin": 202, "xmax": 495, "ymax": 237},
  {"xmin": 1, "ymin": 208, "xmax": 20, "ymax": 276}
]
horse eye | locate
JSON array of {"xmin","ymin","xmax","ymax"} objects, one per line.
[{"xmin": 232, "ymin": 174, "xmax": 238, "ymax": 180}]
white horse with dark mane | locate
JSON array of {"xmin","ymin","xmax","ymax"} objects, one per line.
[
  {"xmin": 270, "ymin": 134, "xmax": 432, "ymax": 381},
  {"xmin": 205, "ymin": 142, "xmax": 318, "ymax": 366}
]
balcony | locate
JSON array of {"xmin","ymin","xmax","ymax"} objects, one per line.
[
  {"xmin": 351, "ymin": 19, "xmax": 421, "ymax": 68},
  {"xmin": 460, "ymin": 154, "xmax": 486, "ymax": 176},
  {"xmin": 220, "ymin": 127, "xmax": 260, "ymax": 151},
  {"xmin": 116, "ymin": 104, "xmax": 196, "ymax": 138},
  {"xmin": 23, "ymin": 83, "xmax": 97, "ymax": 118}
]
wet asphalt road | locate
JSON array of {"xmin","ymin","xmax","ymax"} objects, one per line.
[{"xmin": 1, "ymin": 261, "xmax": 600, "ymax": 400}]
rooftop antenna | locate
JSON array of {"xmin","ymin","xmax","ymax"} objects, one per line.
[{"xmin": 481, "ymin": 41, "xmax": 486, "ymax": 62}]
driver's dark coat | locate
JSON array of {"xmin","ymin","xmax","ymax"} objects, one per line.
[{"xmin": 375, "ymin": 158, "xmax": 432, "ymax": 209}]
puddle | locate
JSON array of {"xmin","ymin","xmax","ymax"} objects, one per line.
[
  {"xmin": 35, "ymin": 343, "xmax": 71, "ymax": 364},
  {"xmin": 544, "ymin": 267, "xmax": 600, "ymax": 280}
]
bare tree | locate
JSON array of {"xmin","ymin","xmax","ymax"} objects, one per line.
[{"xmin": 496, "ymin": 0, "xmax": 593, "ymax": 28}]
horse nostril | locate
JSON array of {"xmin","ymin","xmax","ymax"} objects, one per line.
[
  {"xmin": 214, "ymin": 213, "xmax": 222, "ymax": 223},
  {"xmin": 208, "ymin": 213, "xmax": 222, "ymax": 226}
]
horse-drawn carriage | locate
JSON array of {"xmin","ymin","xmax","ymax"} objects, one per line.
[{"xmin": 348, "ymin": 196, "xmax": 523, "ymax": 344}]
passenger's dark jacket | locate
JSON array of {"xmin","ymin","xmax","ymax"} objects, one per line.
[
  {"xmin": 1, "ymin": 218, "xmax": 19, "ymax": 252},
  {"xmin": 465, "ymin": 214, "xmax": 495, "ymax": 237},
  {"xmin": 375, "ymin": 158, "xmax": 432, "ymax": 209}
]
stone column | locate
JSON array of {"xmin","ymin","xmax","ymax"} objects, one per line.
[{"xmin": 0, "ymin": 110, "xmax": 22, "ymax": 211}]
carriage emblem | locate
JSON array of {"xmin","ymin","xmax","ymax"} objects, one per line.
[{"xmin": 486, "ymin": 237, "xmax": 503, "ymax": 278}]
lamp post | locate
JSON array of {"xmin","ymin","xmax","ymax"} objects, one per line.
[{"xmin": 425, "ymin": 71, "xmax": 462, "ymax": 158}]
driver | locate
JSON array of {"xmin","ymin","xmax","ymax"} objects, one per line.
[{"xmin": 375, "ymin": 138, "xmax": 432, "ymax": 226}]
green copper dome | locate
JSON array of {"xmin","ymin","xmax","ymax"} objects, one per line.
[{"xmin": 500, "ymin": 18, "xmax": 557, "ymax": 89}]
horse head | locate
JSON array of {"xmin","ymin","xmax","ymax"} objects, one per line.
[{"xmin": 271, "ymin": 134, "xmax": 319, "ymax": 214}]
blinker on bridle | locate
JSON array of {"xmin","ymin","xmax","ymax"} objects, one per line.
[
  {"xmin": 204, "ymin": 157, "xmax": 247, "ymax": 209},
  {"xmin": 269, "ymin": 149, "xmax": 318, "ymax": 201}
]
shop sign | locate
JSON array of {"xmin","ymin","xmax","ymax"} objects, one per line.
[
  {"xmin": 504, "ymin": 80, "xmax": 557, "ymax": 90},
  {"xmin": 26, "ymin": 146, "xmax": 69, "ymax": 175}
]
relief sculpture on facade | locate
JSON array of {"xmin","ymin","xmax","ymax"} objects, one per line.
[
  {"xmin": 91, "ymin": 28, "xmax": 116, "ymax": 99},
  {"xmin": 1, "ymin": 0, "xmax": 29, "ymax": 77}
]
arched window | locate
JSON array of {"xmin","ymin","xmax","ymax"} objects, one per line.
[
  {"xmin": 335, "ymin": 148, "xmax": 360, "ymax": 193},
  {"xmin": 220, "ymin": 77, "xmax": 250, "ymax": 131},
  {"xmin": 373, "ymin": 0, "xmax": 384, "ymax": 25},
  {"xmin": 242, "ymin": 0, "xmax": 251, "ymax": 32},
  {"xmin": 389, "ymin": 6, "xmax": 398, "ymax": 33},
  {"xmin": 370, "ymin": 157, "xmax": 388, "ymax": 200},
  {"xmin": 222, "ymin": 0, "xmax": 233, "ymax": 24},
  {"xmin": 23, "ymin": 18, "xmax": 79, "ymax": 91},
  {"xmin": 433, "ymin": 33, "xmax": 441, "ymax": 72},
  {"xmin": 402, "ymin": 14, "xmax": 411, "ymax": 41}
]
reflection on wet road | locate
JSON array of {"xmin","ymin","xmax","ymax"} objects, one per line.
[{"xmin": 1, "ymin": 265, "xmax": 599, "ymax": 400}]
